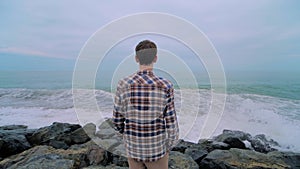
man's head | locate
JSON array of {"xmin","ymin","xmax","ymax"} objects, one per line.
[{"xmin": 135, "ymin": 40, "xmax": 157, "ymax": 65}]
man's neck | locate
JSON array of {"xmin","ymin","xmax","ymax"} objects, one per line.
[{"xmin": 139, "ymin": 64, "xmax": 153, "ymax": 71}]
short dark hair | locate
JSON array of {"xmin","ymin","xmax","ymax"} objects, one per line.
[{"xmin": 135, "ymin": 40, "xmax": 157, "ymax": 65}]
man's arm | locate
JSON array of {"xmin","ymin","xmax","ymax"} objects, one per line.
[
  {"xmin": 112, "ymin": 81, "xmax": 125, "ymax": 134},
  {"xmin": 164, "ymin": 86, "xmax": 179, "ymax": 150}
]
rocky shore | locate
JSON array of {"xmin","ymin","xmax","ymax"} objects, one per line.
[{"xmin": 0, "ymin": 119, "xmax": 299, "ymax": 169}]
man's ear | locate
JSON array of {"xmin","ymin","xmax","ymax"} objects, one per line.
[
  {"xmin": 153, "ymin": 55, "xmax": 157, "ymax": 63},
  {"xmin": 135, "ymin": 55, "xmax": 139, "ymax": 63}
]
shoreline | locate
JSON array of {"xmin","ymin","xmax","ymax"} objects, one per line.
[{"xmin": 1, "ymin": 120, "xmax": 299, "ymax": 168}]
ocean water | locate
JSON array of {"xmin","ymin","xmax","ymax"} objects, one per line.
[{"xmin": 0, "ymin": 71, "xmax": 299, "ymax": 152}]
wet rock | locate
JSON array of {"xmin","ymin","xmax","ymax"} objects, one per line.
[
  {"xmin": 214, "ymin": 129, "xmax": 252, "ymax": 142},
  {"xmin": 250, "ymin": 134, "xmax": 279, "ymax": 153}
]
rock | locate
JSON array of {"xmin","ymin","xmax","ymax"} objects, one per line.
[
  {"xmin": 111, "ymin": 154, "xmax": 128, "ymax": 167},
  {"xmin": 0, "ymin": 140, "xmax": 111, "ymax": 169},
  {"xmin": 268, "ymin": 151, "xmax": 300, "ymax": 169},
  {"xmin": 198, "ymin": 139, "xmax": 230, "ymax": 152},
  {"xmin": 86, "ymin": 142, "xmax": 110, "ymax": 166},
  {"xmin": 83, "ymin": 165, "xmax": 129, "ymax": 169},
  {"xmin": 69, "ymin": 127, "xmax": 91, "ymax": 144},
  {"xmin": 96, "ymin": 129, "xmax": 116, "ymax": 139},
  {"xmin": 250, "ymin": 134, "xmax": 279, "ymax": 153},
  {"xmin": 0, "ymin": 145, "xmax": 89, "ymax": 169},
  {"xmin": 214, "ymin": 129, "xmax": 252, "ymax": 142},
  {"xmin": 68, "ymin": 140, "xmax": 111, "ymax": 166},
  {"xmin": 169, "ymin": 151, "xmax": 199, "ymax": 169},
  {"xmin": 172, "ymin": 139, "xmax": 201, "ymax": 153},
  {"xmin": 98, "ymin": 119, "xmax": 115, "ymax": 130},
  {"xmin": 94, "ymin": 138, "xmax": 120, "ymax": 152},
  {"xmin": 223, "ymin": 137, "xmax": 246, "ymax": 149},
  {"xmin": 83, "ymin": 123, "xmax": 97, "ymax": 137},
  {"xmin": 211, "ymin": 141, "xmax": 230, "ymax": 150},
  {"xmin": 199, "ymin": 148, "xmax": 291, "ymax": 169},
  {"xmin": 27, "ymin": 122, "xmax": 84, "ymax": 148},
  {"xmin": 0, "ymin": 125, "xmax": 28, "ymax": 130},
  {"xmin": 185, "ymin": 148, "xmax": 208, "ymax": 165},
  {"xmin": 94, "ymin": 119, "xmax": 125, "ymax": 156},
  {"xmin": 0, "ymin": 127, "xmax": 32, "ymax": 158},
  {"xmin": 48, "ymin": 140, "xmax": 69, "ymax": 149}
]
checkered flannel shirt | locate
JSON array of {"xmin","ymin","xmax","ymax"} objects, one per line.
[{"xmin": 113, "ymin": 70, "xmax": 179, "ymax": 162}]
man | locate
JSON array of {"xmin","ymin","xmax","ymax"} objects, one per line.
[{"xmin": 112, "ymin": 40, "xmax": 179, "ymax": 169}]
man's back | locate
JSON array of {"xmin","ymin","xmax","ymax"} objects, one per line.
[
  {"xmin": 113, "ymin": 40, "xmax": 179, "ymax": 168},
  {"xmin": 113, "ymin": 69, "xmax": 179, "ymax": 162}
]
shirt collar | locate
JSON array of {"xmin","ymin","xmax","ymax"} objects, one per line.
[{"xmin": 137, "ymin": 69, "xmax": 153, "ymax": 75}]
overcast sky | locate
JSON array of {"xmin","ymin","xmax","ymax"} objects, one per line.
[{"xmin": 0, "ymin": 0, "xmax": 299, "ymax": 72}]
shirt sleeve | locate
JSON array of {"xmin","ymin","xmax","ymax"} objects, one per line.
[
  {"xmin": 112, "ymin": 81, "xmax": 126, "ymax": 134},
  {"xmin": 164, "ymin": 86, "xmax": 179, "ymax": 150}
]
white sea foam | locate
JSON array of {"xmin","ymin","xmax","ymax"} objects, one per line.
[{"xmin": 0, "ymin": 88, "xmax": 299, "ymax": 152}]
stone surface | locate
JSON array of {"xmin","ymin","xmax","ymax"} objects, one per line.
[
  {"xmin": 0, "ymin": 145, "xmax": 88, "ymax": 169},
  {"xmin": 86, "ymin": 141, "xmax": 109, "ymax": 166},
  {"xmin": 0, "ymin": 121, "xmax": 299, "ymax": 169},
  {"xmin": 250, "ymin": 134, "xmax": 279, "ymax": 153},
  {"xmin": 169, "ymin": 151, "xmax": 199, "ymax": 169},
  {"xmin": 185, "ymin": 148, "xmax": 208, "ymax": 165},
  {"xmin": 0, "ymin": 127, "xmax": 32, "ymax": 158},
  {"xmin": 268, "ymin": 151, "xmax": 300, "ymax": 169},
  {"xmin": 214, "ymin": 129, "xmax": 252, "ymax": 142},
  {"xmin": 83, "ymin": 165, "xmax": 129, "ymax": 169},
  {"xmin": 172, "ymin": 139, "xmax": 202, "ymax": 153},
  {"xmin": 0, "ymin": 125, "xmax": 28, "ymax": 130},
  {"xmin": 223, "ymin": 137, "xmax": 246, "ymax": 149},
  {"xmin": 211, "ymin": 141, "xmax": 230, "ymax": 150},
  {"xmin": 27, "ymin": 122, "xmax": 81, "ymax": 147},
  {"xmin": 199, "ymin": 148, "xmax": 291, "ymax": 169},
  {"xmin": 83, "ymin": 123, "xmax": 97, "ymax": 137},
  {"xmin": 71, "ymin": 127, "xmax": 91, "ymax": 144}
]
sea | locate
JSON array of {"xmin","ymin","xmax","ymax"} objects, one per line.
[{"xmin": 0, "ymin": 70, "xmax": 299, "ymax": 152}]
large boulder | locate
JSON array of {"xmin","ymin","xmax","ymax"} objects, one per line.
[
  {"xmin": 26, "ymin": 122, "xmax": 90, "ymax": 149},
  {"xmin": 0, "ymin": 145, "xmax": 86, "ymax": 169},
  {"xmin": 198, "ymin": 139, "xmax": 230, "ymax": 152},
  {"xmin": 214, "ymin": 130, "xmax": 252, "ymax": 142},
  {"xmin": 213, "ymin": 130, "xmax": 280, "ymax": 153},
  {"xmin": 0, "ymin": 140, "xmax": 109, "ymax": 169},
  {"xmin": 250, "ymin": 134, "xmax": 279, "ymax": 153},
  {"xmin": 199, "ymin": 148, "xmax": 291, "ymax": 169},
  {"xmin": 0, "ymin": 125, "xmax": 33, "ymax": 158}
]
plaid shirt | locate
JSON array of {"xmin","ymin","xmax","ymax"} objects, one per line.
[{"xmin": 113, "ymin": 70, "xmax": 179, "ymax": 162}]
